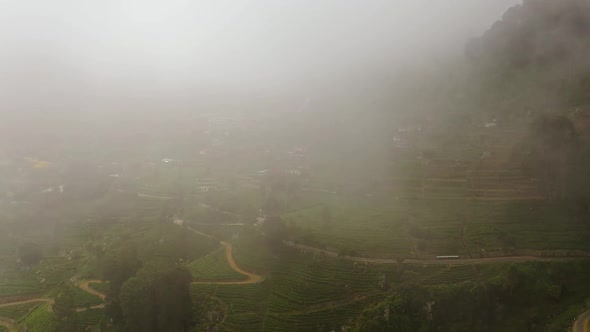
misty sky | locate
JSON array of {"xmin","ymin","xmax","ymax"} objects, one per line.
[{"xmin": 0, "ymin": 0, "xmax": 520, "ymax": 113}]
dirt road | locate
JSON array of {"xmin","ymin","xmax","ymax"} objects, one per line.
[
  {"xmin": 192, "ymin": 240, "xmax": 264, "ymax": 285},
  {"xmin": 0, "ymin": 223, "xmax": 263, "ymax": 327},
  {"xmin": 284, "ymin": 241, "xmax": 580, "ymax": 265},
  {"xmin": 186, "ymin": 225, "xmax": 265, "ymax": 284},
  {"xmin": 573, "ymin": 309, "xmax": 590, "ymax": 332},
  {"xmin": 0, "ymin": 281, "xmax": 106, "ymax": 330},
  {"xmin": 0, "ymin": 298, "xmax": 53, "ymax": 309},
  {"xmin": 78, "ymin": 280, "xmax": 106, "ymax": 300}
]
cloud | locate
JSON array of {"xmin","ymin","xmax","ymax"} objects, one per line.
[{"xmin": 0, "ymin": 0, "xmax": 520, "ymax": 110}]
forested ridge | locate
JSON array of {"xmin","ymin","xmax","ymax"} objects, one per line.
[{"xmin": 353, "ymin": 1, "xmax": 590, "ymax": 330}]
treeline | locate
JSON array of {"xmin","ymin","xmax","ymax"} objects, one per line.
[
  {"xmin": 464, "ymin": 0, "xmax": 590, "ymax": 113},
  {"xmin": 421, "ymin": 0, "xmax": 590, "ymax": 220},
  {"xmin": 82, "ymin": 223, "xmax": 217, "ymax": 332},
  {"xmin": 481, "ymin": 0, "xmax": 590, "ymax": 219},
  {"xmin": 353, "ymin": 261, "xmax": 590, "ymax": 331}
]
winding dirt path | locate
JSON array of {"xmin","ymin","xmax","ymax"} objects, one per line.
[
  {"xmin": 78, "ymin": 280, "xmax": 106, "ymax": 300},
  {"xmin": 193, "ymin": 241, "xmax": 264, "ymax": 285},
  {"xmin": 0, "ymin": 280, "xmax": 106, "ymax": 331},
  {"xmin": 197, "ymin": 203, "xmax": 583, "ymax": 266},
  {"xmin": 0, "ymin": 224, "xmax": 263, "ymax": 329},
  {"xmin": 187, "ymin": 225, "xmax": 264, "ymax": 285}
]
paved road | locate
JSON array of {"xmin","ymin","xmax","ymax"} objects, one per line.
[{"xmin": 573, "ymin": 309, "xmax": 590, "ymax": 332}]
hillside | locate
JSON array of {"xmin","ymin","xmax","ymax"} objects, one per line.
[
  {"xmin": 2, "ymin": 1, "xmax": 590, "ymax": 332},
  {"xmin": 465, "ymin": 0, "xmax": 590, "ymax": 113}
]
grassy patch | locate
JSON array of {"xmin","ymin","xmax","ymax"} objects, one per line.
[
  {"xmin": 71, "ymin": 285, "xmax": 103, "ymax": 307},
  {"xmin": 187, "ymin": 248, "xmax": 246, "ymax": 281}
]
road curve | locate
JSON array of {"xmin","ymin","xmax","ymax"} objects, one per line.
[
  {"xmin": 186, "ymin": 226, "xmax": 264, "ymax": 285},
  {"xmin": 78, "ymin": 280, "xmax": 106, "ymax": 300},
  {"xmin": 573, "ymin": 309, "xmax": 590, "ymax": 332},
  {"xmin": 192, "ymin": 241, "xmax": 265, "ymax": 285}
]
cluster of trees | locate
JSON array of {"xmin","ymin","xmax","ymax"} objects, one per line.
[
  {"xmin": 353, "ymin": 261, "xmax": 590, "ymax": 331},
  {"xmin": 117, "ymin": 263, "xmax": 193, "ymax": 332},
  {"xmin": 94, "ymin": 223, "xmax": 218, "ymax": 331},
  {"xmin": 446, "ymin": 0, "xmax": 590, "ymax": 221},
  {"xmin": 464, "ymin": 0, "xmax": 590, "ymax": 113},
  {"xmin": 101, "ymin": 247, "xmax": 195, "ymax": 332}
]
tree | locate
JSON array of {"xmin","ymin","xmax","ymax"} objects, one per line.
[
  {"xmin": 119, "ymin": 263, "xmax": 193, "ymax": 332},
  {"xmin": 102, "ymin": 243, "xmax": 142, "ymax": 298}
]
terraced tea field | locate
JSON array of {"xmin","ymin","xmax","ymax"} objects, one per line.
[
  {"xmin": 0, "ymin": 302, "xmax": 39, "ymax": 320},
  {"xmin": 282, "ymin": 191, "xmax": 590, "ymax": 257},
  {"xmin": 263, "ymin": 295, "xmax": 382, "ymax": 332},
  {"xmin": 0, "ymin": 268, "xmax": 43, "ymax": 297},
  {"xmin": 19, "ymin": 304, "xmax": 55, "ymax": 332},
  {"xmin": 76, "ymin": 309, "xmax": 105, "ymax": 332},
  {"xmin": 189, "ymin": 243, "xmax": 440, "ymax": 331}
]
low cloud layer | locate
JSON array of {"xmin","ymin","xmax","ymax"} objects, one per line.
[{"xmin": 0, "ymin": 0, "xmax": 519, "ymax": 116}]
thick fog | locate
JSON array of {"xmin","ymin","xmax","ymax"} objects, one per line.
[{"xmin": 1, "ymin": 0, "xmax": 518, "ymax": 115}]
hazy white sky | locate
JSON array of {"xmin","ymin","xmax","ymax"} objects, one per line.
[{"xmin": 0, "ymin": 0, "xmax": 520, "ymax": 109}]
